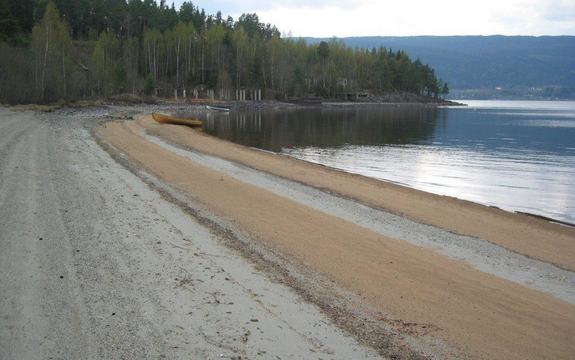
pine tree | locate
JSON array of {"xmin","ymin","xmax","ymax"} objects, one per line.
[
  {"xmin": 0, "ymin": 0, "xmax": 20, "ymax": 41},
  {"xmin": 0, "ymin": 0, "xmax": 446, "ymax": 103},
  {"xmin": 442, "ymin": 82, "xmax": 449, "ymax": 98}
]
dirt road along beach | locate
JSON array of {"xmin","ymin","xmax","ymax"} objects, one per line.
[
  {"xmin": 0, "ymin": 108, "xmax": 382, "ymax": 360},
  {"xmin": 1, "ymin": 107, "xmax": 574, "ymax": 360}
]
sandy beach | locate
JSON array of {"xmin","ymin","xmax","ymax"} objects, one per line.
[
  {"xmin": 0, "ymin": 109, "xmax": 382, "ymax": 360},
  {"xmin": 1, "ymin": 0, "xmax": 572, "ymax": 358},
  {"xmin": 1, "ymin": 106, "xmax": 573, "ymax": 359},
  {"xmin": 136, "ymin": 115, "xmax": 575, "ymax": 271},
  {"xmin": 95, "ymin": 114, "xmax": 575, "ymax": 359}
]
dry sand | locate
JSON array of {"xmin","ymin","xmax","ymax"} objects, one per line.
[
  {"xmin": 97, "ymin": 116, "xmax": 575, "ymax": 360},
  {"xmin": 0, "ymin": 109, "xmax": 382, "ymax": 360}
]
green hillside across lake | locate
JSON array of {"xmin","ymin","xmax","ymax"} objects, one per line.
[{"xmin": 306, "ymin": 36, "xmax": 575, "ymax": 99}]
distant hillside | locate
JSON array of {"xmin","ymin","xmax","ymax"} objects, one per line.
[{"xmin": 305, "ymin": 36, "xmax": 575, "ymax": 99}]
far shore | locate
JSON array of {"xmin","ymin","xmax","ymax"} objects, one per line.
[{"xmin": 2, "ymin": 93, "xmax": 464, "ymax": 113}]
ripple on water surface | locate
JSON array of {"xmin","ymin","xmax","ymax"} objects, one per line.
[{"xmin": 201, "ymin": 100, "xmax": 575, "ymax": 224}]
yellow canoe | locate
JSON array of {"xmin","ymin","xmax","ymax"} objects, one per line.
[{"xmin": 152, "ymin": 113, "xmax": 203, "ymax": 127}]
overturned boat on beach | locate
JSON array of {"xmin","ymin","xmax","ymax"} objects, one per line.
[{"xmin": 152, "ymin": 113, "xmax": 203, "ymax": 127}]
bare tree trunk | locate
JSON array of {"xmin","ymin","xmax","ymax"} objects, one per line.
[
  {"xmin": 270, "ymin": 52, "xmax": 275, "ymax": 89},
  {"xmin": 192, "ymin": 39, "xmax": 196, "ymax": 82},
  {"xmin": 176, "ymin": 37, "xmax": 181, "ymax": 90},
  {"xmin": 62, "ymin": 49, "xmax": 66, "ymax": 100},
  {"xmin": 262, "ymin": 56, "xmax": 267, "ymax": 89},
  {"xmin": 147, "ymin": 40, "xmax": 152, "ymax": 77},
  {"xmin": 153, "ymin": 41, "xmax": 158, "ymax": 82},
  {"xmin": 165, "ymin": 45, "xmax": 169, "ymax": 91},
  {"xmin": 187, "ymin": 37, "xmax": 192, "ymax": 84},
  {"xmin": 201, "ymin": 33, "xmax": 205, "ymax": 84},
  {"xmin": 41, "ymin": 26, "xmax": 51, "ymax": 101},
  {"xmin": 236, "ymin": 46, "xmax": 240, "ymax": 90},
  {"xmin": 34, "ymin": 50, "xmax": 40, "ymax": 93}
]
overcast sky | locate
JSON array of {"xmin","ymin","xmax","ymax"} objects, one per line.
[{"xmin": 170, "ymin": 0, "xmax": 575, "ymax": 37}]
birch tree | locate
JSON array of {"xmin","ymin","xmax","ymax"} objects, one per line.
[
  {"xmin": 91, "ymin": 31, "xmax": 120, "ymax": 97},
  {"xmin": 232, "ymin": 27, "xmax": 248, "ymax": 90},
  {"xmin": 172, "ymin": 22, "xmax": 195, "ymax": 90},
  {"xmin": 31, "ymin": 1, "xmax": 71, "ymax": 102}
]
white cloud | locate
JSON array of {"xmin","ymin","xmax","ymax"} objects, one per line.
[{"xmin": 179, "ymin": 0, "xmax": 575, "ymax": 36}]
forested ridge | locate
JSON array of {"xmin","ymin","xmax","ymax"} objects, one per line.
[
  {"xmin": 307, "ymin": 36, "xmax": 575, "ymax": 99},
  {"xmin": 0, "ymin": 0, "xmax": 447, "ymax": 104}
]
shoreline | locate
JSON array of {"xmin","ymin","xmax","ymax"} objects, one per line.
[
  {"xmin": 280, "ymin": 151, "xmax": 574, "ymax": 228},
  {"xmin": 133, "ymin": 114, "xmax": 575, "ymax": 271},
  {"xmin": 96, "ymin": 114, "xmax": 575, "ymax": 359},
  {"xmin": 2, "ymin": 95, "xmax": 464, "ymax": 113},
  {"xmin": 8, "ymin": 102, "xmax": 568, "ymax": 236}
]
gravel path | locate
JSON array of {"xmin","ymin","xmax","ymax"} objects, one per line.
[{"xmin": 0, "ymin": 108, "xmax": 381, "ymax": 360}]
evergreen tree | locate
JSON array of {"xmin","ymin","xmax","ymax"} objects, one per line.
[
  {"xmin": 0, "ymin": 0, "xmax": 19, "ymax": 41},
  {"xmin": 0, "ymin": 0, "xmax": 446, "ymax": 103},
  {"xmin": 442, "ymin": 82, "xmax": 449, "ymax": 98}
]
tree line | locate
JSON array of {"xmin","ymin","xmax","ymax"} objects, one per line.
[{"xmin": 0, "ymin": 0, "xmax": 448, "ymax": 104}]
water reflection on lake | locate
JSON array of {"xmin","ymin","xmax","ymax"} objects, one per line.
[
  {"xmin": 199, "ymin": 101, "xmax": 575, "ymax": 224},
  {"xmin": 199, "ymin": 105, "xmax": 444, "ymax": 151}
]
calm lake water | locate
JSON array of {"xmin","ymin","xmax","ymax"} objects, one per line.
[{"xmin": 199, "ymin": 100, "xmax": 575, "ymax": 224}]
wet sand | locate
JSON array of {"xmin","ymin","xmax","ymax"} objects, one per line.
[
  {"xmin": 97, "ymin": 115, "xmax": 575, "ymax": 360},
  {"xmin": 136, "ymin": 115, "xmax": 575, "ymax": 271}
]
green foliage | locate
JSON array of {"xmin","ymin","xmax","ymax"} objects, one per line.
[
  {"xmin": 317, "ymin": 41, "xmax": 330, "ymax": 61},
  {"xmin": 236, "ymin": 13, "xmax": 278, "ymax": 40},
  {"xmin": 144, "ymin": 74, "xmax": 155, "ymax": 95},
  {"xmin": 0, "ymin": 41, "xmax": 35, "ymax": 102},
  {"xmin": 0, "ymin": 0, "xmax": 445, "ymax": 103},
  {"xmin": 313, "ymin": 36, "xmax": 575, "ymax": 92},
  {"xmin": 113, "ymin": 63, "xmax": 126, "ymax": 91},
  {"xmin": 31, "ymin": 1, "xmax": 72, "ymax": 102},
  {"xmin": 0, "ymin": 0, "xmax": 19, "ymax": 41},
  {"xmin": 91, "ymin": 30, "xmax": 120, "ymax": 96}
]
